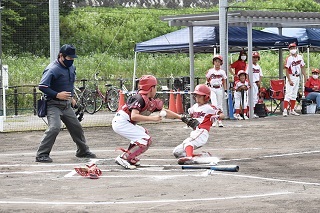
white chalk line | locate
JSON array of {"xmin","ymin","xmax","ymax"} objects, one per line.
[
  {"xmin": 0, "ymin": 191, "xmax": 293, "ymax": 205},
  {"xmin": 209, "ymin": 172, "xmax": 320, "ymax": 186},
  {"xmin": 222, "ymin": 150, "xmax": 320, "ymax": 162},
  {"xmin": 0, "ymin": 148, "xmax": 262, "ymax": 157}
]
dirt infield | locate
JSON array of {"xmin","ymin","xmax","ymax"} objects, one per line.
[{"xmin": 0, "ymin": 114, "xmax": 320, "ymax": 212}]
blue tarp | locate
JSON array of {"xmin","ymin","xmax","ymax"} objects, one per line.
[
  {"xmin": 262, "ymin": 28, "xmax": 320, "ymax": 47},
  {"xmin": 135, "ymin": 26, "xmax": 298, "ymax": 53}
]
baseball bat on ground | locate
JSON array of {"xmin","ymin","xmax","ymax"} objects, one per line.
[{"xmin": 181, "ymin": 165, "xmax": 239, "ymax": 172}]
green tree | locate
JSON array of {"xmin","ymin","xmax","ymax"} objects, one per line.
[{"xmin": 1, "ymin": 0, "xmax": 73, "ymax": 56}]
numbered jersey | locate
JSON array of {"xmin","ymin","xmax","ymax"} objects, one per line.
[
  {"xmin": 188, "ymin": 103, "xmax": 221, "ymax": 132},
  {"xmin": 285, "ymin": 55, "xmax": 305, "ymax": 75}
]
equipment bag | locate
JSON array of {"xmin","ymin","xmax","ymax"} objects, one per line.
[{"xmin": 37, "ymin": 96, "xmax": 47, "ymax": 117}]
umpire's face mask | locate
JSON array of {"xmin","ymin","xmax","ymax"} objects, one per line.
[{"xmin": 63, "ymin": 57, "xmax": 74, "ymax": 68}]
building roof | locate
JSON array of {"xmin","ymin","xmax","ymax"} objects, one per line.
[{"xmin": 161, "ymin": 10, "xmax": 320, "ymax": 28}]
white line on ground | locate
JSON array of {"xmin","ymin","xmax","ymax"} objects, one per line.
[
  {"xmin": 0, "ymin": 191, "xmax": 293, "ymax": 205},
  {"xmin": 0, "ymin": 148, "xmax": 262, "ymax": 157},
  {"xmin": 222, "ymin": 150, "xmax": 320, "ymax": 162},
  {"xmin": 209, "ymin": 172, "xmax": 320, "ymax": 186}
]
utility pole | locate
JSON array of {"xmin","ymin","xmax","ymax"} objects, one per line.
[{"xmin": 0, "ymin": 0, "xmax": 3, "ymax": 116}]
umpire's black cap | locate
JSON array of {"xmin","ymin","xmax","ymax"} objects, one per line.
[{"xmin": 59, "ymin": 44, "xmax": 78, "ymax": 58}]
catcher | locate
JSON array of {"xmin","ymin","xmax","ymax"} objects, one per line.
[
  {"xmin": 112, "ymin": 75, "xmax": 180, "ymax": 169},
  {"xmin": 172, "ymin": 84, "xmax": 224, "ymax": 165}
]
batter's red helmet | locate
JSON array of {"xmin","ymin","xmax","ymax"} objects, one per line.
[
  {"xmin": 237, "ymin": 70, "xmax": 247, "ymax": 77},
  {"xmin": 252, "ymin": 51, "xmax": 260, "ymax": 59},
  {"xmin": 192, "ymin": 84, "xmax": 211, "ymax": 101},
  {"xmin": 138, "ymin": 75, "xmax": 157, "ymax": 94},
  {"xmin": 213, "ymin": 55, "xmax": 223, "ymax": 65},
  {"xmin": 288, "ymin": 42, "xmax": 297, "ymax": 49}
]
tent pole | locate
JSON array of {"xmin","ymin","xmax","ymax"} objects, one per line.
[
  {"xmin": 247, "ymin": 20, "xmax": 254, "ymax": 119},
  {"xmin": 219, "ymin": 0, "xmax": 229, "ymax": 117},
  {"xmin": 133, "ymin": 52, "xmax": 137, "ymax": 92},
  {"xmin": 188, "ymin": 26, "xmax": 195, "ymax": 106}
]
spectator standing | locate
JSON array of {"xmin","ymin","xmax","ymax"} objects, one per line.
[
  {"xmin": 206, "ymin": 55, "xmax": 227, "ymax": 127},
  {"xmin": 283, "ymin": 43, "xmax": 307, "ymax": 116},
  {"xmin": 230, "ymin": 50, "xmax": 247, "ymax": 82}
]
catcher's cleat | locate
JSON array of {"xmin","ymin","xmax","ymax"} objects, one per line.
[
  {"xmin": 74, "ymin": 164, "xmax": 102, "ymax": 179},
  {"xmin": 115, "ymin": 155, "xmax": 136, "ymax": 169}
]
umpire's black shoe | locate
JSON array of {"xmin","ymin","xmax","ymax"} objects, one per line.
[
  {"xmin": 76, "ymin": 152, "xmax": 97, "ymax": 158},
  {"xmin": 35, "ymin": 156, "xmax": 53, "ymax": 163}
]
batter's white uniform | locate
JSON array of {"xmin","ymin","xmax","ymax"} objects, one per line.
[
  {"xmin": 284, "ymin": 54, "xmax": 305, "ymax": 101},
  {"xmin": 206, "ymin": 68, "xmax": 227, "ymax": 111},
  {"xmin": 233, "ymin": 80, "xmax": 250, "ymax": 110},
  {"xmin": 173, "ymin": 103, "xmax": 220, "ymax": 158},
  {"xmin": 246, "ymin": 64, "xmax": 263, "ymax": 106}
]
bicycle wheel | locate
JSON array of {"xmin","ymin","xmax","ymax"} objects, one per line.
[
  {"xmin": 82, "ymin": 89, "xmax": 96, "ymax": 114},
  {"xmin": 95, "ymin": 93, "xmax": 104, "ymax": 113},
  {"xmin": 107, "ymin": 88, "xmax": 119, "ymax": 112}
]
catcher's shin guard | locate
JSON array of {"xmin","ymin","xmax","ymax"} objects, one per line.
[{"xmin": 125, "ymin": 137, "xmax": 151, "ymax": 164}]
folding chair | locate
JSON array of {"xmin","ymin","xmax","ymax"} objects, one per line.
[{"xmin": 270, "ymin": 79, "xmax": 285, "ymax": 113}]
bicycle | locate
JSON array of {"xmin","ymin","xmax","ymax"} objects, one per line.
[
  {"xmin": 92, "ymin": 72, "xmax": 119, "ymax": 113},
  {"xmin": 73, "ymin": 79, "xmax": 96, "ymax": 117}
]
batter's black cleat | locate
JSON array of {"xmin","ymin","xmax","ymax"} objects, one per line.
[
  {"xmin": 76, "ymin": 152, "xmax": 97, "ymax": 158},
  {"xmin": 35, "ymin": 156, "xmax": 53, "ymax": 163}
]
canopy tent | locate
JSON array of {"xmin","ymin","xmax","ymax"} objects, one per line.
[
  {"xmin": 262, "ymin": 28, "xmax": 320, "ymax": 47},
  {"xmin": 135, "ymin": 26, "xmax": 298, "ymax": 53}
]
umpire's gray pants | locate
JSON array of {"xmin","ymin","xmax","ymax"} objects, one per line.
[{"xmin": 36, "ymin": 100, "xmax": 90, "ymax": 157}]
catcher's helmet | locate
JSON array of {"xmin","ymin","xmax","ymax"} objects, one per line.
[
  {"xmin": 252, "ymin": 51, "xmax": 260, "ymax": 59},
  {"xmin": 138, "ymin": 75, "xmax": 157, "ymax": 94},
  {"xmin": 311, "ymin": 68, "xmax": 320, "ymax": 74},
  {"xmin": 237, "ymin": 70, "xmax": 247, "ymax": 77},
  {"xmin": 288, "ymin": 42, "xmax": 297, "ymax": 49},
  {"xmin": 212, "ymin": 55, "xmax": 223, "ymax": 65},
  {"xmin": 193, "ymin": 84, "xmax": 211, "ymax": 101}
]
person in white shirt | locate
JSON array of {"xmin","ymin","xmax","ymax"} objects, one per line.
[
  {"xmin": 283, "ymin": 42, "xmax": 306, "ymax": 116},
  {"xmin": 205, "ymin": 55, "xmax": 227, "ymax": 127},
  {"xmin": 246, "ymin": 51, "xmax": 263, "ymax": 118}
]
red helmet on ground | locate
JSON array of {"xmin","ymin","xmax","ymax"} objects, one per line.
[
  {"xmin": 192, "ymin": 84, "xmax": 211, "ymax": 102},
  {"xmin": 237, "ymin": 70, "xmax": 247, "ymax": 77},
  {"xmin": 288, "ymin": 42, "xmax": 297, "ymax": 49},
  {"xmin": 311, "ymin": 68, "xmax": 320, "ymax": 74},
  {"xmin": 138, "ymin": 75, "xmax": 157, "ymax": 94},
  {"xmin": 252, "ymin": 51, "xmax": 260, "ymax": 59},
  {"xmin": 212, "ymin": 55, "xmax": 223, "ymax": 65}
]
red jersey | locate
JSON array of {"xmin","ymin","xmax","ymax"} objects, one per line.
[
  {"xmin": 230, "ymin": 60, "xmax": 247, "ymax": 81},
  {"xmin": 304, "ymin": 77, "xmax": 320, "ymax": 96}
]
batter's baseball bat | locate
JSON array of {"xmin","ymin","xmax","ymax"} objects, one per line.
[{"xmin": 181, "ymin": 165, "xmax": 239, "ymax": 172}]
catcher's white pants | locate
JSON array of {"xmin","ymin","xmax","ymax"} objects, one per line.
[
  {"xmin": 173, "ymin": 128, "xmax": 209, "ymax": 158},
  {"xmin": 112, "ymin": 110, "xmax": 150, "ymax": 145},
  {"xmin": 210, "ymin": 87, "xmax": 223, "ymax": 111},
  {"xmin": 285, "ymin": 76, "xmax": 300, "ymax": 101},
  {"xmin": 234, "ymin": 91, "xmax": 248, "ymax": 110}
]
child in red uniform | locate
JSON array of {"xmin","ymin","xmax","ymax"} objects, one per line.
[
  {"xmin": 304, "ymin": 68, "xmax": 320, "ymax": 113},
  {"xmin": 112, "ymin": 75, "xmax": 178, "ymax": 169},
  {"xmin": 230, "ymin": 50, "xmax": 247, "ymax": 82}
]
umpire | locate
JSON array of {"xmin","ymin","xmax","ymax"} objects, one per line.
[{"xmin": 36, "ymin": 44, "xmax": 96, "ymax": 163}]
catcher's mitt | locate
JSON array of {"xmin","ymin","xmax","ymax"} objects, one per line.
[
  {"xmin": 181, "ymin": 114, "xmax": 200, "ymax": 130},
  {"xmin": 74, "ymin": 164, "xmax": 102, "ymax": 179}
]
